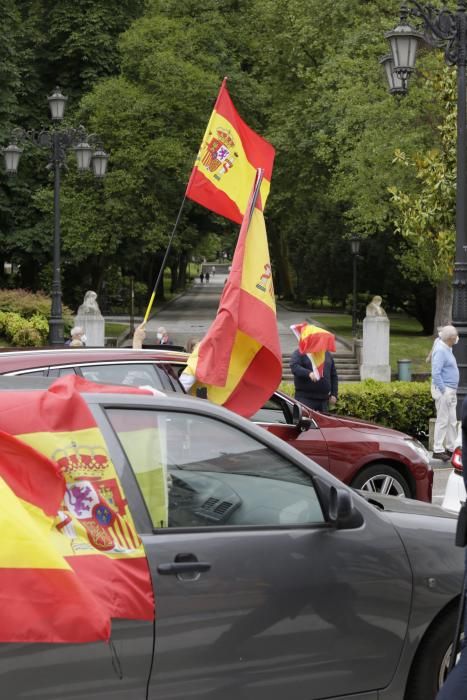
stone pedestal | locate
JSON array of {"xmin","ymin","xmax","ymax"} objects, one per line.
[
  {"xmin": 360, "ymin": 316, "xmax": 391, "ymax": 382},
  {"xmin": 75, "ymin": 290, "xmax": 105, "ymax": 347},
  {"xmin": 75, "ymin": 314, "xmax": 105, "ymax": 347}
]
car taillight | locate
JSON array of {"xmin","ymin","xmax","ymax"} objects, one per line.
[{"xmin": 452, "ymin": 447, "xmax": 463, "ymax": 473}]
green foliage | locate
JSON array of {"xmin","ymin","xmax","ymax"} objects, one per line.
[
  {"xmin": 0, "ymin": 288, "xmax": 74, "ymax": 345},
  {"xmin": 0, "ymin": 310, "xmax": 46, "ymax": 346},
  {"xmin": 389, "ymin": 65, "xmax": 456, "ymax": 286},
  {"xmin": 0, "ymin": 0, "xmax": 457, "ymax": 333},
  {"xmin": 0, "ymin": 288, "xmax": 72, "ymax": 321},
  {"xmin": 280, "ymin": 378, "xmax": 433, "ymax": 437}
]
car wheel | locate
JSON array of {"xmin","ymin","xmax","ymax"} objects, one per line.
[
  {"xmin": 405, "ymin": 606, "xmax": 460, "ymax": 699},
  {"xmin": 351, "ymin": 464, "xmax": 411, "ymax": 498}
]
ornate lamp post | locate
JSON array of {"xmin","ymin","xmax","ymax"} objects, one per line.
[
  {"xmin": 3, "ymin": 87, "xmax": 109, "ymax": 345},
  {"xmin": 382, "ymin": 2, "xmax": 467, "ymax": 404},
  {"xmin": 350, "ymin": 236, "xmax": 361, "ymax": 338}
]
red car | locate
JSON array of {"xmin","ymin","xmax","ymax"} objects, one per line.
[{"xmin": 0, "ymin": 347, "xmax": 433, "ymax": 502}]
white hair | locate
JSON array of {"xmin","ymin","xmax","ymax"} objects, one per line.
[
  {"xmin": 70, "ymin": 326, "xmax": 84, "ymax": 337},
  {"xmin": 439, "ymin": 325, "xmax": 458, "ymax": 342}
]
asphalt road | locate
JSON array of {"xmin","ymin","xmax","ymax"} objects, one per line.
[{"xmin": 433, "ymin": 465, "xmax": 451, "ymax": 506}]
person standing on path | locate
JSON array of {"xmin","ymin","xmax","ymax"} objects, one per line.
[{"xmin": 431, "ymin": 325, "xmax": 459, "ymax": 461}]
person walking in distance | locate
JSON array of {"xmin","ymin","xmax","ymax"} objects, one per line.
[
  {"xmin": 431, "ymin": 325, "xmax": 459, "ymax": 461},
  {"xmin": 200, "ymin": 271, "xmax": 204, "ymax": 284}
]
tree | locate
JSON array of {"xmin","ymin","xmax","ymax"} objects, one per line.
[{"xmin": 389, "ymin": 63, "xmax": 456, "ymax": 333}]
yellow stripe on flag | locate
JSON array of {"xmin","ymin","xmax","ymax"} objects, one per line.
[
  {"xmin": 0, "ymin": 477, "xmax": 70, "ymax": 570},
  {"xmin": 189, "ymin": 329, "xmax": 261, "ymax": 404},
  {"xmin": 240, "ymin": 208, "xmax": 276, "ymax": 312},
  {"xmin": 196, "ymin": 110, "xmax": 271, "ymax": 217}
]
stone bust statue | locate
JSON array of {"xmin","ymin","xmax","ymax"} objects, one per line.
[
  {"xmin": 77, "ymin": 290, "xmax": 102, "ymax": 317},
  {"xmin": 365, "ymin": 295, "xmax": 387, "ymax": 317}
]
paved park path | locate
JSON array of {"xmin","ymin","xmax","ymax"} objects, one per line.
[{"xmin": 144, "ymin": 274, "xmax": 349, "ymax": 354}]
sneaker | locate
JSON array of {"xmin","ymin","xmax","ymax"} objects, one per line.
[
  {"xmin": 446, "ymin": 449, "xmax": 454, "ymax": 457},
  {"xmin": 432, "ymin": 451, "xmax": 451, "ymax": 462}
]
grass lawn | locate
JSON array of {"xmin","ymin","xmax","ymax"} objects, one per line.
[
  {"xmin": 311, "ymin": 312, "xmax": 433, "ymax": 374},
  {"xmin": 105, "ymin": 322, "xmax": 128, "ymax": 338}
]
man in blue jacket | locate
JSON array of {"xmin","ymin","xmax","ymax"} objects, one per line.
[{"xmin": 290, "ymin": 349, "xmax": 338, "ymax": 412}]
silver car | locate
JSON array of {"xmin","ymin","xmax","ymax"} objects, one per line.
[{"xmin": 0, "ymin": 382, "xmax": 464, "ymax": 700}]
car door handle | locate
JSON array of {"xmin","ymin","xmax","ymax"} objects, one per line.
[{"xmin": 157, "ymin": 561, "xmax": 211, "ymax": 575}]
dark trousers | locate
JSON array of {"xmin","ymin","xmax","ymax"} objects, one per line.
[{"xmin": 296, "ymin": 396, "xmax": 329, "ymax": 412}]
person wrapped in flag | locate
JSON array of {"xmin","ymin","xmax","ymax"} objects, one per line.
[{"xmin": 289, "ymin": 323, "xmax": 338, "ymax": 413}]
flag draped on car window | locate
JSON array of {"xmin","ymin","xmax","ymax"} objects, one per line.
[
  {"xmin": 185, "ymin": 78, "xmax": 275, "ymax": 224},
  {"xmin": 290, "ymin": 323, "xmax": 336, "ymax": 379},
  {"xmin": 0, "ymin": 375, "xmax": 155, "ymax": 643},
  {"xmin": 185, "ymin": 170, "xmax": 282, "ymax": 418}
]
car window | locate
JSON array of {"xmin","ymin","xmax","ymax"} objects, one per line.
[
  {"xmin": 6, "ymin": 367, "xmax": 49, "ymax": 377},
  {"xmin": 48, "ymin": 367, "xmax": 77, "ymax": 377},
  {"xmin": 106, "ymin": 408, "xmax": 324, "ymax": 530},
  {"xmin": 250, "ymin": 396, "xmax": 290, "ymax": 424},
  {"xmin": 79, "ymin": 363, "xmax": 165, "ymax": 390},
  {"xmin": 155, "ymin": 363, "xmax": 185, "ymax": 393}
]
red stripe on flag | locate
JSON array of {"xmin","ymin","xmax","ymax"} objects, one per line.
[
  {"xmin": 0, "ymin": 377, "xmax": 154, "ymax": 435},
  {"xmin": 0, "ymin": 431, "xmax": 64, "ymax": 515},
  {"xmin": 68, "ymin": 555, "xmax": 155, "ymax": 621},
  {"xmin": 185, "ymin": 175, "xmax": 243, "ymax": 224},
  {"xmin": 215, "ymin": 85, "xmax": 275, "ymax": 180},
  {"xmin": 0, "ymin": 568, "xmax": 110, "ymax": 643},
  {"xmin": 237, "ymin": 290, "xmax": 281, "ymax": 357},
  {"xmin": 223, "ymin": 345, "xmax": 282, "ymax": 417},
  {"xmin": 196, "ymin": 289, "xmax": 281, "ymax": 387}
]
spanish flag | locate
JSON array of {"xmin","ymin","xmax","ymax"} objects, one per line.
[
  {"xmin": 0, "ymin": 431, "xmax": 110, "ymax": 643},
  {"xmin": 0, "ymin": 376, "xmax": 155, "ymax": 643},
  {"xmin": 185, "ymin": 78, "xmax": 275, "ymax": 224},
  {"xmin": 290, "ymin": 323, "xmax": 336, "ymax": 380},
  {"xmin": 185, "ymin": 170, "xmax": 282, "ymax": 417}
]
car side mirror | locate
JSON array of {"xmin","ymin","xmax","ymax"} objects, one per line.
[
  {"xmin": 314, "ymin": 477, "xmax": 364, "ymax": 530},
  {"xmin": 328, "ymin": 486, "xmax": 353, "ymax": 524},
  {"xmin": 292, "ymin": 402, "xmax": 313, "ymax": 432}
]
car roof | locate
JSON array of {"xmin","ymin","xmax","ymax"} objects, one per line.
[{"xmin": 0, "ymin": 347, "xmax": 189, "ymax": 372}]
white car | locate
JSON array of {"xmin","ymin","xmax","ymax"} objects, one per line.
[{"xmin": 441, "ymin": 446, "xmax": 466, "ymax": 512}]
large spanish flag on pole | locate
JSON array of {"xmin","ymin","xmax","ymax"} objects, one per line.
[
  {"xmin": 185, "ymin": 169, "xmax": 282, "ymax": 418},
  {"xmin": 185, "ymin": 78, "xmax": 275, "ymax": 224},
  {"xmin": 0, "ymin": 376, "xmax": 155, "ymax": 643}
]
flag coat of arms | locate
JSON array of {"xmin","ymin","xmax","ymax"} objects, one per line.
[
  {"xmin": 185, "ymin": 170, "xmax": 282, "ymax": 418},
  {"xmin": 186, "ymin": 78, "xmax": 275, "ymax": 224},
  {"xmin": 0, "ymin": 376, "xmax": 155, "ymax": 643}
]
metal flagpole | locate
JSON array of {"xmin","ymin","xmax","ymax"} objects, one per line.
[{"xmin": 142, "ymin": 195, "xmax": 187, "ymax": 324}]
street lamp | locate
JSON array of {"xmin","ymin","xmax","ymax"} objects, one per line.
[
  {"xmin": 382, "ymin": 2, "xmax": 467, "ymax": 406},
  {"xmin": 3, "ymin": 87, "xmax": 109, "ymax": 345},
  {"xmin": 350, "ymin": 236, "xmax": 361, "ymax": 338}
]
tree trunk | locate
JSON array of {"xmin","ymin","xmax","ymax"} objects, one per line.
[
  {"xmin": 433, "ymin": 278, "xmax": 453, "ymax": 333},
  {"xmin": 178, "ymin": 251, "xmax": 188, "ymax": 288},
  {"xmin": 169, "ymin": 263, "xmax": 178, "ymax": 293},
  {"xmin": 269, "ymin": 226, "xmax": 294, "ymax": 298}
]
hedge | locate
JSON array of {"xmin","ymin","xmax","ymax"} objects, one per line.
[
  {"xmin": 279, "ymin": 378, "xmax": 434, "ymax": 438},
  {"xmin": 0, "ymin": 289, "xmax": 74, "ymax": 346}
]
